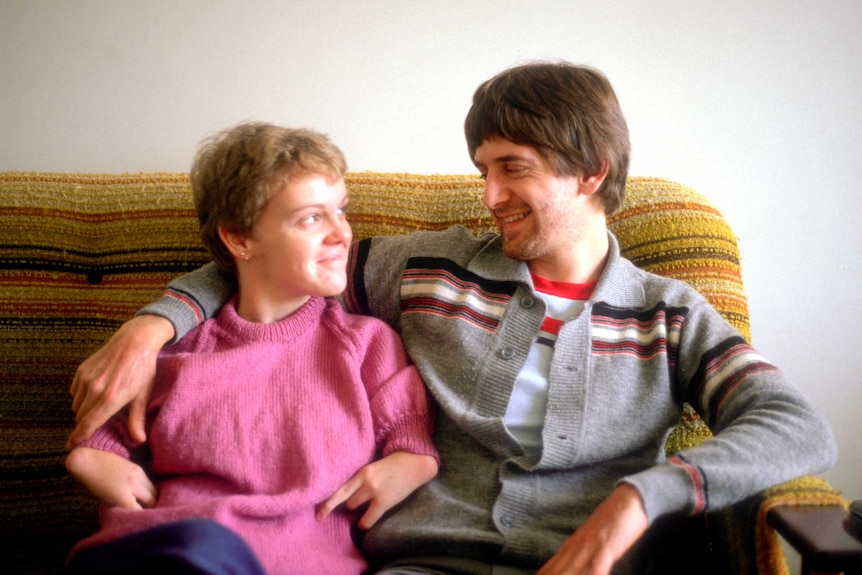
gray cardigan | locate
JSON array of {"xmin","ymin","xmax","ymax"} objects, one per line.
[{"xmin": 144, "ymin": 227, "xmax": 836, "ymax": 571}]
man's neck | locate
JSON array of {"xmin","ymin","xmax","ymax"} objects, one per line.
[{"xmin": 527, "ymin": 228, "xmax": 610, "ymax": 284}]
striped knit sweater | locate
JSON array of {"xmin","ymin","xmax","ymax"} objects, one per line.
[{"xmin": 143, "ymin": 227, "xmax": 836, "ymax": 572}]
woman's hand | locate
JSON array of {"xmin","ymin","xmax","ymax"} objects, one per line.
[
  {"xmin": 316, "ymin": 451, "xmax": 438, "ymax": 530},
  {"xmin": 66, "ymin": 447, "xmax": 158, "ymax": 509},
  {"xmin": 68, "ymin": 314, "xmax": 174, "ymax": 448}
]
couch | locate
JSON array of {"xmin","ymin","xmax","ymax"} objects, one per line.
[{"xmin": 0, "ymin": 171, "xmax": 847, "ymax": 574}]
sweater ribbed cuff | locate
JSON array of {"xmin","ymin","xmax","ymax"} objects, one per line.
[
  {"xmin": 380, "ymin": 414, "xmax": 439, "ymax": 464},
  {"xmin": 136, "ymin": 296, "xmax": 203, "ymax": 346},
  {"xmin": 620, "ymin": 462, "xmax": 697, "ymax": 524}
]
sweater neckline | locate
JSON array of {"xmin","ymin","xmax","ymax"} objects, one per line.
[{"xmin": 217, "ymin": 295, "xmax": 327, "ymax": 342}]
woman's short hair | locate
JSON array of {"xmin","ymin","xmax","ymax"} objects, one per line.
[
  {"xmin": 464, "ymin": 61, "xmax": 630, "ymax": 215},
  {"xmin": 191, "ymin": 122, "xmax": 347, "ymax": 274}
]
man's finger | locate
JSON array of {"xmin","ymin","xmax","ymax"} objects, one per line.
[
  {"xmin": 70, "ymin": 371, "xmax": 98, "ymax": 416},
  {"xmin": 67, "ymin": 403, "xmax": 114, "ymax": 448},
  {"xmin": 127, "ymin": 390, "xmax": 150, "ymax": 443}
]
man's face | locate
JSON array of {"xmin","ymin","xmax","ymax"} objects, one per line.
[{"xmin": 473, "ymin": 138, "xmax": 597, "ymax": 277}]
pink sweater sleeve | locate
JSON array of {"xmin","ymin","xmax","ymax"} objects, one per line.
[
  {"xmin": 354, "ymin": 319, "xmax": 439, "ymax": 463},
  {"xmin": 79, "ymin": 412, "xmax": 139, "ymax": 460}
]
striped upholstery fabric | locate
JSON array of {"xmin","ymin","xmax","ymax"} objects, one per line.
[
  {"xmin": 0, "ymin": 173, "xmax": 209, "ymax": 573},
  {"xmin": 608, "ymin": 177, "xmax": 751, "ymax": 343},
  {"xmin": 0, "ymin": 171, "xmax": 836, "ymax": 574}
]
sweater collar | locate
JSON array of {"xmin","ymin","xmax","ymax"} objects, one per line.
[
  {"xmin": 468, "ymin": 231, "xmax": 646, "ymax": 308},
  {"xmin": 590, "ymin": 232, "xmax": 647, "ymax": 308},
  {"xmin": 216, "ymin": 295, "xmax": 327, "ymax": 343}
]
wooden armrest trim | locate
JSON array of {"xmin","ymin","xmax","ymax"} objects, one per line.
[{"xmin": 767, "ymin": 505, "xmax": 862, "ymax": 572}]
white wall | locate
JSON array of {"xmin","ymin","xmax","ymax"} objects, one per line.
[{"xmin": 3, "ymin": 0, "xmax": 859, "ymax": 516}]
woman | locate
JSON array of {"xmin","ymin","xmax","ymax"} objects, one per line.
[{"xmin": 66, "ymin": 123, "xmax": 438, "ymax": 574}]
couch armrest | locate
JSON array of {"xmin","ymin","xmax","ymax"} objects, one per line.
[{"xmin": 766, "ymin": 504, "xmax": 862, "ymax": 575}]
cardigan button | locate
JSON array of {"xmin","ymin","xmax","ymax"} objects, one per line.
[
  {"xmin": 520, "ymin": 295, "xmax": 536, "ymax": 309},
  {"xmin": 500, "ymin": 515, "xmax": 513, "ymax": 528},
  {"xmin": 499, "ymin": 347, "xmax": 514, "ymax": 359}
]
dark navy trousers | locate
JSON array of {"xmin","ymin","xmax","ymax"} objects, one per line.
[{"xmin": 67, "ymin": 519, "xmax": 267, "ymax": 574}]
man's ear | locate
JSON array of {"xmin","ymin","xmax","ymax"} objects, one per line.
[
  {"xmin": 578, "ymin": 161, "xmax": 610, "ymax": 195},
  {"xmin": 218, "ymin": 224, "xmax": 251, "ymax": 261}
]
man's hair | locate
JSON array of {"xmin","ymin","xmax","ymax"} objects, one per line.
[
  {"xmin": 191, "ymin": 122, "xmax": 347, "ymax": 275},
  {"xmin": 464, "ymin": 61, "xmax": 630, "ymax": 215}
]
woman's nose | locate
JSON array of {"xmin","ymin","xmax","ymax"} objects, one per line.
[{"xmin": 328, "ymin": 213, "xmax": 352, "ymax": 243}]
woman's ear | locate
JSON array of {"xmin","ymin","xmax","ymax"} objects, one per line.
[{"xmin": 218, "ymin": 224, "xmax": 251, "ymax": 262}]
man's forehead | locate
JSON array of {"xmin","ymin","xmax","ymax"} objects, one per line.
[{"xmin": 473, "ymin": 138, "xmax": 542, "ymax": 165}]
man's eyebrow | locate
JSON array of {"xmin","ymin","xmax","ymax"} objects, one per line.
[{"xmin": 474, "ymin": 154, "xmax": 534, "ymax": 168}]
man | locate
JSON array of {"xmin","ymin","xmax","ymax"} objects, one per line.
[{"xmin": 69, "ymin": 62, "xmax": 836, "ymax": 575}]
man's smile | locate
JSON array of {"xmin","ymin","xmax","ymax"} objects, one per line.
[{"xmin": 496, "ymin": 210, "xmax": 530, "ymax": 225}]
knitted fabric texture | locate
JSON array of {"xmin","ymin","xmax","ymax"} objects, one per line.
[
  {"xmin": 70, "ymin": 296, "xmax": 436, "ymax": 574},
  {"xmin": 0, "ymin": 171, "xmax": 839, "ymax": 574}
]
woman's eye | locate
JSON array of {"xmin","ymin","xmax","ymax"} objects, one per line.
[{"xmin": 301, "ymin": 214, "xmax": 320, "ymax": 225}]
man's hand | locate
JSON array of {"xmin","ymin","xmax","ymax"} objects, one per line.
[
  {"xmin": 68, "ymin": 314, "xmax": 174, "ymax": 448},
  {"xmin": 537, "ymin": 484, "xmax": 649, "ymax": 575},
  {"xmin": 66, "ymin": 447, "xmax": 158, "ymax": 509},
  {"xmin": 316, "ymin": 451, "xmax": 438, "ymax": 530}
]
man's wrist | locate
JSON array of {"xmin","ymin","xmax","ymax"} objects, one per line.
[{"xmin": 132, "ymin": 313, "xmax": 176, "ymax": 347}]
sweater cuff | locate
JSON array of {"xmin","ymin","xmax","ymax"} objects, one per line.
[
  {"xmin": 620, "ymin": 459, "xmax": 701, "ymax": 523},
  {"xmin": 135, "ymin": 262, "xmax": 234, "ymax": 345},
  {"xmin": 380, "ymin": 414, "xmax": 440, "ymax": 464},
  {"xmin": 136, "ymin": 294, "xmax": 202, "ymax": 346},
  {"xmin": 79, "ymin": 420, "xmax": 134, "ymax": 460}
]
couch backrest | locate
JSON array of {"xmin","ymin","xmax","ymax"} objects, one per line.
[{"xmin": 0, "ymin": 170, "xmax": 750, "ymax": 348}]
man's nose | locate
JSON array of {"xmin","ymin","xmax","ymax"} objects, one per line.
[{"xmin": 483, "ymin": 171, "xmax": 508, "ymax": 210}]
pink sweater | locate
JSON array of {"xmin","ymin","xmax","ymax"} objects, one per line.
[{"xmin": 71, "ymin": 296, "xmax": 437, "ymax": 574}]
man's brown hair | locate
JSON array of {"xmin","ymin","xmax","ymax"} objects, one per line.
[{"xmin": 465, "ymin": 62, "xmax": 630, "ymax": 215}]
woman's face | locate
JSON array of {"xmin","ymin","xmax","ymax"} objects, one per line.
[{"xmin": 228, "ymin": 173, "xmax": 351, "ymax": 323}]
